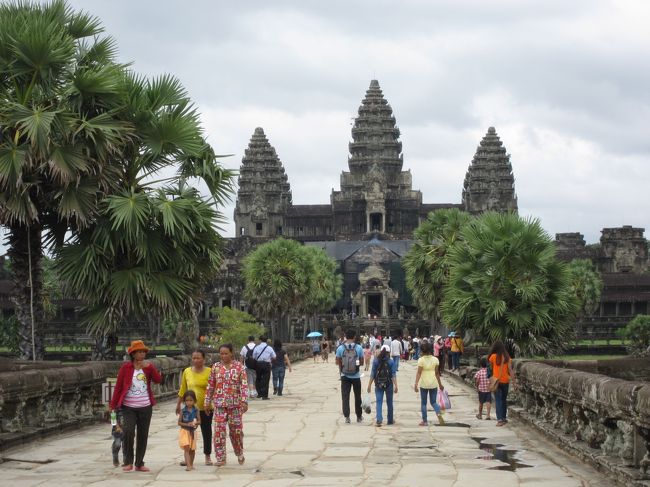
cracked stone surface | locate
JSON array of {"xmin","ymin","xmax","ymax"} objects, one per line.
[{"xmin": 0, "ymin": 359, "xmax": 616, "ymax": 486}]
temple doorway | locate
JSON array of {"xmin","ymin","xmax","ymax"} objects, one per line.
[
  {"xmin": 367, "ymin": 294, "xmax": 382, "ymax": 317},
  {"xmin": 370, "ymin": 213, "xmax": 382, "ymax": 232}
]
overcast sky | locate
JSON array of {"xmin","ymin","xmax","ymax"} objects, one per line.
[{"xmin": 57, "ymin": 1, "xmax": 650, "ymax": 243}]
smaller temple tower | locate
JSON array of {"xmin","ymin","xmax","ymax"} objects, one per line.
[
  {"xmin": 462, "ymin": 127, "xmax": 518, "ymax": 215},
  {"xmin": 599, "ymin": 226, "xmax": 649, "ymax": 273},
  {"xmin": 234, "ymin": 128, "xmax": 292, "ymax": 238}
]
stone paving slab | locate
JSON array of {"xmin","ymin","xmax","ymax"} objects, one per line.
[{"xmin": 0, "ymin": 358, "xmax": 617, "ymax": 486}]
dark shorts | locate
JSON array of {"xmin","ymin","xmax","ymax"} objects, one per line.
[
  {"xmin": 479, "ymin": 391, "xmax": 492, "ymax": 404},
  {"xmin": 313, "ymin": 351, "xmax": 321, "ymax": 356}
]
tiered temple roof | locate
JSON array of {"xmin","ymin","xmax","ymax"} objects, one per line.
[
  {"xmin": 347, "ymin": 79, "xmax": 403, "ymax": 176},
  {"xmin": 462, "ymin": 126, "xmax": 518, "ymax": 214}
]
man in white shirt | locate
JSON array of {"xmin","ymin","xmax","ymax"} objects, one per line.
[
  {"xmin": 252, "ymin": 335, "xmax": 276, "ymax": 400},
  {"xmin": 240, "ymin": 335, "xmax": 258, "ymax": 398},
  {"xmin": 390, "ymin": 335, "xmax": 403, "ymax": 372}
]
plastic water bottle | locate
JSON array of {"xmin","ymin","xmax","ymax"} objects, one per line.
[{"xmin": 110, "ymin": 411, "xmax": 117, "ymax": 426}]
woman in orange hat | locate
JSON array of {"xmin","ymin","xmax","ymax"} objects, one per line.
[{"xmin": 110, "ymin": 340, "xmax": 162, "ymax": 472}]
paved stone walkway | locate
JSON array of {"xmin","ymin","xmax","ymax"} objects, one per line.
[{"xmin": 0, "ymin": 358, "xmax": 613, "ymax": 486}]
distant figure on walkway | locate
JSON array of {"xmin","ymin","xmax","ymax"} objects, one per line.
[
  {"xmin": 253, "ymin": 335, "xmax": 276, "ymax": 400},
  {"xmin": 390, "ymin": 335, "xmax": 403, "ymax": 372},
  {"xmin": 321, "ymin": 341, "xmax": 329, "ymax": 362},
  {"xmin": 433, "ymin": 335, "xmax": 445, "ymax": 374},
  {"xmin": 176, "ymin": 349, "xmax": 213, "ymax": 465},
  {"xmin": 363, "ymin": 344, "xmax": 372, "ymax": 371},
  {"xmin": 414, "ymin": 341, "xmax": 445, "ymax": 426},
  {"xmin": 311, "ymin": 340, "xmax": 321, "ymax": 362},
  {"xmin": 488, "ymin": 340, "xmax": 515, "ymax": 427},
  {"xmin": 336, "ymin": 329, "xmax": 365, "ymax": 423},
  {"xmin": 204, "ymin": 343, "xmax": 248, "ymax": 466},
  {"xmin": 474, "ymin": 357, "xmax": 492, "ymax": 420},
  {"xmin": 444, "ymin": 335, "xmax": 453, "ymax": 370},
  {"xmin": 110, "ymin": 340, "xmax": 162, "ymax": 472},
  {"xmin": 272, "ymin": 339, "xmax": 292, "ymax": 396},
  {"xmin": 177, "ymin": 390, "xmax": 200, "ymax": 471},
  {"xmin": 450, "ymin": 332, "xmax": 464, "ymax": 370},
  {"xmin": 367, "ymin": 344, "xmax": 398, "ymax": 426},
  {"xmin": 240, "ymin": 336, "xmax": 258, "ymax": 399}
]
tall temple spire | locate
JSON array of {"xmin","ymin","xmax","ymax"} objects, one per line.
[
  {"xmin": 234, "ymin": 127, "xmax": 291, "ymax": 237},
  {"xmin": 348, "ymin": 79, "xmax": 403, "ymax": 175},
  {"xmin": 462, "ymin": 127, "xmax": 518, "ymax": 215}
]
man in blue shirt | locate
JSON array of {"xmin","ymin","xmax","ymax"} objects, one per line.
[{"xmin": 335, "ymin": 329, "xmax": 365, "ymax": 423}]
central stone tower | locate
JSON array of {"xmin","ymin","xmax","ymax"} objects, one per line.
[{"xmin": 331, "ymin": 80, "xmax": 423, "ymax": 239}]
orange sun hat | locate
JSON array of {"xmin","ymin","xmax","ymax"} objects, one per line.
[{"xmin": 127, "ymin": 340, "xmax": 149, "ymax": 355}]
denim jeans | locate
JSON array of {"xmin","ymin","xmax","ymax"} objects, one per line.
[
  {"xmin": 375, "ymin": 383, "xmax": 394, "ymax": 424},
  {"xmin": 391, "ymin": 356, "xmax": 400, "ymax": 372},
  {"xmin": 494, "ymin": 382, "xmax": 510, "ymax": 421},
  {"xmin": 451, "ymin": 351, "xmax": 461, "ymax": 369},
  {"xmin": 419, "ymin": 388, "xmax": 441, "ymax": 423},
  {"xmin": 272, "ymin": 366, "xmax": 286, "ymax": 395}
]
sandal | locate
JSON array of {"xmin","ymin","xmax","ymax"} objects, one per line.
[
  {"xmin": 215, "ymin": 461, "xmax": 225, "ymax": 467},
  {"xmin": 237, "ymin": 455, "xmax": 245, "ymax": 465},
  {"xmin": 476, "ymin": 414, "xmax": 482, "ymax": 420},
  {"xmin": 418, "ymin": 420, "xmax": 428, "ymax": 426}
]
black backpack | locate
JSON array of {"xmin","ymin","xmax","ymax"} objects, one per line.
[
  {"xmin": 244, "ymin": 345, "xmax": 257, "ymax": 369},
  {"xmin": 375, "ymin": 358, "xmax": 391, "ymax": 390}
]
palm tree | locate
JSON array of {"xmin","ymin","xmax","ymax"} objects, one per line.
[
  {"xmin": 440, "ymin": 212, "xmax": 578, "ymax": 357},
  {"xmin": 402, "ymin": 208, "xmax": 471, "ymax": 334},
  {"xmin": 55, "ymin": 71, "xmax": 234, "ymax": 358},
  {"xmin": 0, "ymin": 1, "xmax": 130, "ymax": 359},
  {"xmin": 566, "ymin": 259, "xmax": 603, "ymax": 318},
  {"xmin": 242, "ymin": 238, "xmax": 310, "ymax": 341}
]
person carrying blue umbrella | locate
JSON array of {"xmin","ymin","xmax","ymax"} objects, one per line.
[{"xmin": 307, "ymin": 331, "xmax": 323, "ymax": 362}]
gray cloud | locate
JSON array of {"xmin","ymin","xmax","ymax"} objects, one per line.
[{"xmin": 20, "ymin": 0, "xmax": 650, "ymax": 247}]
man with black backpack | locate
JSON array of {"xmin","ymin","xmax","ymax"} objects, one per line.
[
  {"xmin": 252, "ymin": 335, "xmax": 276, "ymax": 400},
  {"xmin": 335, "ymin": 329, "xmax": 365, "ymax": 424},
  {"xmin": 240, "ymin": 336, "xmax": 258, "ymax": 398}
]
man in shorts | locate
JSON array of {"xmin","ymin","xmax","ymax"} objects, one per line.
[{"xmin": 312, "ymin": 340, "xmax": 321, "ymax": 362}]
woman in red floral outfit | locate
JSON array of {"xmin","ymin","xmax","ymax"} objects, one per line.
[{"xmin": 204, "ymin": 343, "xmax": 248, "ymax": 466}]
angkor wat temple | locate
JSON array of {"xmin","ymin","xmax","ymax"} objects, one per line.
[{"xmin": 212, "ymin": 80, "xmax": 649, "ymax": 337}]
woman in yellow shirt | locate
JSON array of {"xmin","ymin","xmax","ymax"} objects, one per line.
[
  {"xmin": 414, "ymin": 341, "xmax": 445, "ymax": 426},
  {"xmin": 450, "ymin": 332, "xmax": 464, "ymax": 370},
  {"xmin": 176, "ymin": 349, "xmax": 213, "ymax": 465}
]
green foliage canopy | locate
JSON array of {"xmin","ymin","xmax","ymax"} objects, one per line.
[
  {"xmin": 618, "ymin": 315, "xmax": 650, "ymax": 356},
  {"xmin": 440, "ymin": 212, "xmax": 579, "ymax": 356}
]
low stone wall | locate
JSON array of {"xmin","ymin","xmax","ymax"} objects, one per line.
[
  {"xmin": 455, "ymin": 359, "xmax": 650, "ymax": 486},
  {"xmin": 0, "ymin": 343, "xmax": 310, "ymax": 451}
]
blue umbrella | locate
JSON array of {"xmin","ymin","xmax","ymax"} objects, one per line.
[{"xmin": 306, "ymin": 331, "xmax": 323, "ymax": 338}]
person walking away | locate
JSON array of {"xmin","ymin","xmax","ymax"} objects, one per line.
[
  {"xmin": 433, "ymin": 335, "xmax": 445, "ymax": 374},
  {"xmin": 444, "ymin": 335, "xmax": 453, "ymax": 370},
  {"xmin": 390, "ymin": 335, "xmax": 403, "ymax": 373},
  {"xmin": 271, "ymin": 339, "xmax": 292, "ymax": 396},
  {"xmin": 450, "ymin": 332, "xmax": 464, "ymax": 370},
  {"xmin": 240, "ymin": 336, "xmax": 258, "ymax": 398},
  {"xmin": 176, "ymin": 349, "xmax": 213, "ymax": 465},
  {"xmin": 177, "ymin": 390, "xmax": 200, "ymax": 471},
  {"xmin": 110, "ymin": 340, "xmax": 162, "ymax": 472},
  {"xmin": 474, "ymin": 357, "xmax": 492, "ymax": 420},
  {"xmin": 253, "ymin": 335, "xmax": 276, "ymax": 400},
  {"xmin": 367, "ymin": 344, "xmax": 398, "ymax": 426},
  {"xmin": 402, "ymin": 337, "xmax": 410, "ymax": 361},
  {"xmin": 321, "ymin": 341, "xmax": 329, "ymax": 362},
  {"xmin": 412, "ymin": 337, "xmax": 420, "ymax": 360},
  {"xmin": 312, "ymin": 340, "xmax": 321, "ymax": 362},
  {"xmin": 363, "ymin": 344, "xmax": 372, "ymax": 371},
  {"xmin": 488, "ymin": 340, "xmax": 515, "ymax": 426},
  {"xmin": 414, "ymin": 341, "xmax": 445, "ymax": 426},
  {"xmin": 204, "ymin": 344, "xmax": 248, "ymax": 466},
  {"xmin": 336, "ymin": 329, "xmax": 365, "ymax": 423}
]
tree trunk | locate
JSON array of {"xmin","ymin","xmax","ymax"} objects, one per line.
[{"xmin": 7, "ymin": 224, "xmax": 45, "ymax": 360}]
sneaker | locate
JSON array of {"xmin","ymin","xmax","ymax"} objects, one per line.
[
  {"xmin": 387, "ymin": 421, "xmax": 394, "ymax": 425},
  {"xmin": 418, "ymin": 420, "xmax": 428, "ymax": 426},
  {"xmin": 345, "ymin": 417, "xmax": 351, "ymax": 424},
  {"xmin": 262, "ymin": 397, "xmax": 270, "ymax": 400},
  {"xmin": 135, "ymin": 466, "xmax": 150, "ymax": 472},
  {"xmin": 375, "ymin": 421, "xmax": 382, "ymax": 427},
  {"xmin": 357, "ymin": 416, "xmax": 363, "ymax": 423}
]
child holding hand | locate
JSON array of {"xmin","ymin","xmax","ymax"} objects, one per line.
[{"xmin": 178, "ymin": 390, "xmax": 200, "ymax": 471}]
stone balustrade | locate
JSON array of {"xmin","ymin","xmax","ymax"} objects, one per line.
[
  {"xmin": 456, "ymin": 358, "xmax": 650, "ymax": 484},
  {"xmin": 0, "ymin": 343, "xmax": 309, "ymax": 451}
]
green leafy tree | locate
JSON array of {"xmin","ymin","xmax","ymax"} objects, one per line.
[
  {"xmin": 0, "ymin": 0, "xmax": 131, "ymax": 359},
  {"xmin": 566, "ymin": 259, "xmax": 603, "ymax": 318},
  {"xmin": 440, "ymin": 212, "xmax": 578, "ymax": 357},
  {"xmin": 242, "ymin": 239, "xmax": 340, "ymax": 341},
  {"xmin": 403, "ymin": 208, "xmax": 471, "ymax": 331},
  {"xmin": 242, "ymin": 238, "xmax": 310, "ymax": 341},
  {"xmin": 211, "ymin": 307, "xmax": 265, "ymax": 351},
  {"xmin": 618, "ymin": 315, "xmax": 650, "ymax": 356}
]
